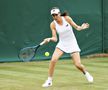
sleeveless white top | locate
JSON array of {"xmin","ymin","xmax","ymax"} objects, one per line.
[{"xmin": 54, "ymin": 17, "xmax": 81, "ymax": 53}]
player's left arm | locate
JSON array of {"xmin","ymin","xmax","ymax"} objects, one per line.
[{"xmin": 64, "ymin": 16, "xmax": 89, "ymax": 31}]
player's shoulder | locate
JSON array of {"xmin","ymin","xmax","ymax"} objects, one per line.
[
  {"xmin": 50, "ymin": 21, "xmax": 55, "ymax": 27},
  {"xmin": 50, "ymin": 21, "xmax": 54, "ymax": 25},
  {"xmin": 50, "ymin": 21, "xmax": 56, "ymax": 30},
  {"xmin": 64, "ymin": 16, "xmax": 72, "ymax": 20}
]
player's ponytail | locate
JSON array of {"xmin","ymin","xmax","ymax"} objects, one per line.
[{"xmin": 61, "ymin": 11, "xmax": 69, "ymax": 16}]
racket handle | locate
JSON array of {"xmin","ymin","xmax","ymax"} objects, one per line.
[{"xmin": 40, "ymin": 40, "xmax": 46, "ymax": 46}]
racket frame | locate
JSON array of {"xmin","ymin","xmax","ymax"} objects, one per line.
[{"xmin": 18, "ymin": 40, "xmax": 46, "ymax": 62}]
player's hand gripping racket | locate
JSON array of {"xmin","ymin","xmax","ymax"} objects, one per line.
[{"xmin": 18, "ymin": 40, "xmax": 46, "ymax": 62}]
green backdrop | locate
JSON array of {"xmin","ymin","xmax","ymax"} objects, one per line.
[
  {"xmin": 103, "ymin": 0, "xmax": 108, "ymax": 53},
  {"xmin": 0, "ymin": 0, "xmax": 107, "ymax": 62}
]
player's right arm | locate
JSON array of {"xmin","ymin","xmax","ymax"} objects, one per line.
[
  {"xmin": 44, "ymin": 22, "xmax": 57, "ymax": 43},
  {"xmin": 50, "ymin": 22, "xmax": 58, "ymax": 42}
]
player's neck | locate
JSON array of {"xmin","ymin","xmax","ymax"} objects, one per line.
[{"xmin": 56, "ymin": 17, "xmax": 63, "ymax": 25}]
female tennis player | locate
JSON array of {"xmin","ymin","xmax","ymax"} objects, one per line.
[{"xmin": 42, "ymin": 7, "xmax": 93, "ymax": 87}]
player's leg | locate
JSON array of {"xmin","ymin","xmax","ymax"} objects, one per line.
[
  {"xmin": 42, "ymin": 48, "xmax": 64, "ymax": 87},
  {"xmin": 48, "ymin": 48, "xmax": 64, "ymax": 77},
  {"xmin": 71, "ymin": 52, "xmax": 86, "ymax": 73},
  {"xmin": 70, "ymin": 52, "xmax": 93, "ymax": 83}
]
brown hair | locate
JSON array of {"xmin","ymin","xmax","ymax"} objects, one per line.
[{"xmin": 60, "ymin": 11, "xmax": 69, "ymax": 16}]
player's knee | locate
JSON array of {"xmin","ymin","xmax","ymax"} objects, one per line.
[
  {"xmin": 74, "ymin": 62, "xmax": 81, "ymax": 68},
  {"xmin": 51, "ymin": 58, "xmax": 58, "ymax": 63}
]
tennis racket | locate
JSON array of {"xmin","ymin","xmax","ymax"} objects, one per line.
[{"xmin": 18, "ymin": 40, "xmax": 46, "ymax": 62}]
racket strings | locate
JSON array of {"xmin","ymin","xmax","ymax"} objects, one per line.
[
  {"xmin": 19, "ymin": 48, "xmax": 35, "ymax": 61},
  {"xmin": 18, "ymin": 44, "xmax": 40, "ymax": 61}
]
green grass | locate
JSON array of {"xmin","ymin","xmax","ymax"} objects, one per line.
[{"xmin": 0, "ymin": 57, "xmax": 108, "ymax": 90}]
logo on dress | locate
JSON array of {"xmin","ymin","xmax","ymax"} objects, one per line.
[{"xmin": 66, "ymin": 24, "xmax": 68, "ymax": 27}]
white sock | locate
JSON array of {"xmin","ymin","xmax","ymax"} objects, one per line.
[
  {"xmin": 48, "ymin": 77, "xmax": 52, "ymax": 81},
  {"xmin": 84, "ymin": 71, "xmax": 88, "ymax": 75}
]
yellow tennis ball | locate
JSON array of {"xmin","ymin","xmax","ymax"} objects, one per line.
[{"xmin": 45, "ymin": 52, "xmax": 50, "ymax": 56}]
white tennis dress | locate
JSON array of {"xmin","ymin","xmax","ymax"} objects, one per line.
[{"xmin": 54, "ymin": 17, "xmax": 81, "ymax": 53}]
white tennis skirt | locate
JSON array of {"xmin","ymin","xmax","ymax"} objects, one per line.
[{"xmin": 56, "ymin": 40, "xmax": 81, "ymax": 53}]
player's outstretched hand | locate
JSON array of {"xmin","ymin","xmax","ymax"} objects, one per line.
[{"xmin": 81, "ymin": 23, "xmax": 90, "ymax": 29}]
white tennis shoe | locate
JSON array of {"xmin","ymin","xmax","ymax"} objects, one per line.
[
  {"xmin": 85, "ymin": 72, "xmax": 93, "ymax": 83},
  {"xmin": 42, "ymin": 80, "xmax": 52, "ymax": 87}
]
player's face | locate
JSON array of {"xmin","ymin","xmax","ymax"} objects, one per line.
[{"xmin": 52, "ymin": 13, "xmax": 60, "ymax": 20}]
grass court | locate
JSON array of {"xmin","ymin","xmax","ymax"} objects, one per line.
[{"xmin": 0, "ymin": 57, "xmax": 108, "ymax": 90}]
